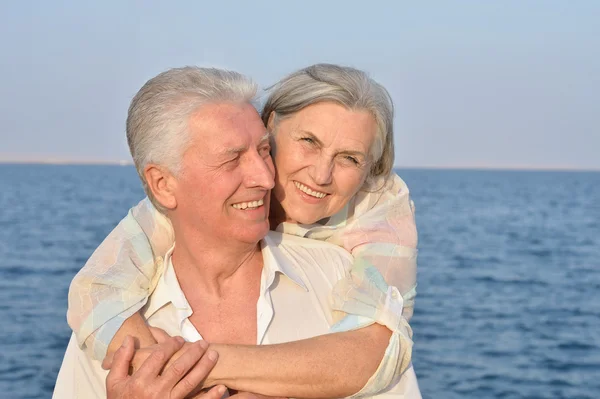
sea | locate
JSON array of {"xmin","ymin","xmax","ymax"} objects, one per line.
[{"xmin": 1, "ymin": 164, "xmax": 599, "ymax": 399}]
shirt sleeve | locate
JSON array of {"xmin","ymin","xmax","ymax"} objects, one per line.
[
  {"xmin": 66, "ymin": 197, "xmax": 174, "ymax": 360},
  {"xmin": 329, "ymin": 257, "xmax": 414, "ymax": 397},
  {"xmin": 333, "ymin": 173, "xmax": 419, "ymax": 321},
  {"xmin": 327, "ymin": 174, "xmax": 419, "ymax": 395}
]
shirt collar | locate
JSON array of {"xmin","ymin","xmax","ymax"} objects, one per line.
[
  {"xmin": 144, "ymin": 244, "xmax": 192, "ymax": 318},
  {"xmin": 262, "ymin": 232, "xmax": 308, "ymax": 291},
  {"xmin": 144, "ymin": 235, "xmax": 308, "ymax": 318}
]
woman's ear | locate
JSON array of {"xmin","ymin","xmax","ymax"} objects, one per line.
[
  {"xmin": 144, "ymin": 164, "xmax": 177, "ymax": 210},
  {"xmin": 267, "ymin": 111, "xmax": 277, "ymax": 133}
]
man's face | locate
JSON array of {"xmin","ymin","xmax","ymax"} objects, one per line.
[{"xmin": 172, "ymin": 102, "xmax": 275, "ymax": 246}]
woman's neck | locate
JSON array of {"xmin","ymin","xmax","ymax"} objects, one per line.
[{"xmin": 268, "ymin": 191, "xmax": 288, "ymax": 229}]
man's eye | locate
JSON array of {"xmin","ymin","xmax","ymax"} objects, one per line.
[
  {"xmin": 259, "ymin": 146, "xmax": 271, "ymax": 157},
  {"xmin": 301, "ymin": 137, "xmax": 316, "ymax": 145}
]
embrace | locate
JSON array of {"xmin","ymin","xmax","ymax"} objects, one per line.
[{"xmin": 54, "ymin": 63, "xmax": 421, "ymax": 398}]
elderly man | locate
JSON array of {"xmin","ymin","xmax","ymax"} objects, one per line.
[{"xmin": 53, "ymin": 67, "xmax": 420, "ymax": 399}]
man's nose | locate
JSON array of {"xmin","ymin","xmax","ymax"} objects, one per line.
[{"xmin": 245, "ymin": 152, "xmax": 275, "ymax": 190}]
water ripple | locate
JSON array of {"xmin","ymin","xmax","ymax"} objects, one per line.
[{"xmin": 1, "ymin": 166, "xmax": 599, "ymax": 398}]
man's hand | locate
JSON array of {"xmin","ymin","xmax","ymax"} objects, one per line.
[
  {"xmin": 103, "ymin": 327, "xmax": 195, "ymax": 374},
  {"xmin": 106, "ymin": 335, "xmax": 225, "ymax": 399}
]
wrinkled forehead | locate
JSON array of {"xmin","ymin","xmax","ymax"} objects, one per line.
[
  {"xmin": 280, "ymin": 102, "xmax": 377, "ymax": 148},
  {"xmin": 187, "ymin": 102, "xmax": 268, "ymax": 153}
]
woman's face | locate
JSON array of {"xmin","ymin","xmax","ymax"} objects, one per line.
[{"xmin": 270, "ymin": 101, "xmax": 378, "ymax": 225}]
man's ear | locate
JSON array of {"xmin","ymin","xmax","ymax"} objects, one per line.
[{"xmin": 144, "ymin": 164, "xmax": 177, "ymax": 210}]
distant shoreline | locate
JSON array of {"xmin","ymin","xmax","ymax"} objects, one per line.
[
  {"xmin": 0, "ymin": 160, "xmax": 598, "ymax": 173},
  {"xmin": 0, "ymin": 159, "xmax": 134, "ymax": 166}
]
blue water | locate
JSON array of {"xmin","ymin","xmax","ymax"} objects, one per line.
[{"xmin": 1, "ymin": 164, "xmax": 599, "ymax": 399}]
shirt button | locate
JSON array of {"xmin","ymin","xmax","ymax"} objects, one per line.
[{"xmin": 391, "ymin": 290, "xmax": 399, "ymax": 299}]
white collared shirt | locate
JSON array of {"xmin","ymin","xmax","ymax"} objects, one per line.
[
  {"xmin": 54, "ymin": 231, "xmax": 420, "ymax": 398},
  {"xmin": 143, "ymin": 232, "xmax": 348, "ymax": 345}
]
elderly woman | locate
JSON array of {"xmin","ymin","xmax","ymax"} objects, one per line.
[{"xmin": 68, "ymin": 64, "xmax": 419, "ymax": 397}]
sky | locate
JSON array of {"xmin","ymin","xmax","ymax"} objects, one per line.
[{"xmin": 1, "ymin": 1, "xmax": 598, "ymax": 170}]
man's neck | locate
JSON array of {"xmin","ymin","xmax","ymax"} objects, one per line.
[{"xmin": 169, "ymin": 225, "xmax": 263, "ymax": 298}]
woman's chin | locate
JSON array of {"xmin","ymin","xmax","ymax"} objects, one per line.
[{"xmin": 286, "ymin": 211, "xmax": 324, "ymax": 226}]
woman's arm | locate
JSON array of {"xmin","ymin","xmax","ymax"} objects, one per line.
[
  {"xmin": 67, "ymin": 198, "xmax": 174, "ymax": 360},
  {"xmin": 78, "ymin": 174, "xmax": 418, "ymax": 395},
  {"xmin": 102, "ymin": 252, "xmax": 414, "ymax": 398},
  {"xmin": 104, "ymin": 312, "xmax": 158, "ymax": 359},
  {"xmin": 68, "ymin": 199, "xmax": 405, "ymax": 397},
  {"xmin": 332, "ymin": 173, "xmax": 419, "ymax": 321},
  {"xmin": 105, "ymin": 319, "xmax": 397, "ymax": 399},
  {"xmin": 207, "ymin": 323, "xmax": 392, "ymax": 398}
]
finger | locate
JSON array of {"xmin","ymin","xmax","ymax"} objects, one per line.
[
  {"xmin": 105, "ymin": 336, "xmax": 135, "ymax": 390},
  {"xmin": 171, "ymin": 343, "xmax": 218, "ymax": 398},
  {"xmin": 160, "ymin": 340, "xmax": 208, "ymax": 388},
  {"xmin": 149, "ymin": 326, "xmax": 173, "ymax": 343},
  {"xmin": 189, "ymin": 385, "xmax": 227, "ymax": 399},
  {"xmin": 102, "ymin": 351, "xmax": 114, "ymax": 370},
  {"xmin": 136, "ymin": 336, "xmax": 184, "ymax": 379}
]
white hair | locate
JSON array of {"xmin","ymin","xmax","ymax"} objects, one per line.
[
  {"xmin": 261, "ymin": 63, "xmax": 395, "ymax": 182},
  {"xmin": 126, "ymin": 66, "xmax": 257, "ymax": 211}
]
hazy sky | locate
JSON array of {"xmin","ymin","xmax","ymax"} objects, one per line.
[{"xmin": 1, "ymin": 1, "xmax": 598, "ymax": 169}]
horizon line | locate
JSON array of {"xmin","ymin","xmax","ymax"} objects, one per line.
[{"xmin": 0, "ymin": 159, "xmax": 598, "ymax": 173}]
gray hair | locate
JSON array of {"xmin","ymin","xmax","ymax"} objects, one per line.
[
  {"xmin": 261, "ymin": 63, "xmax": 395, "ymax": 183},
  {"xmin": 127, "ymin": 66, "xmax": 258, "ymax": 212}
]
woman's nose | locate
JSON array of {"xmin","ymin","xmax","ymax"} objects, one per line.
[{"xmin": 310, "ymin": 157, "xmax": 333, "ymax": 186}]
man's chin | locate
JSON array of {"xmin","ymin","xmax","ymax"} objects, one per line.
[{"xmin": 235, "ymin": 222, "xmax": 270, "ymax": 242}]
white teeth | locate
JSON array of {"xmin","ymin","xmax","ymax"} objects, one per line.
[
  {"xmin": 294, "ymin": 182, "xmax": 326, "ymax": 198},
  {"xmin": 232, "ymin": 199, "xmax": 264, "ymax": 210}
]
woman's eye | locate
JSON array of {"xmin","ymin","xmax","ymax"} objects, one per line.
[{"xmin": 345, "ymin": 156, "xmax": 359, "ymax": 165}]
